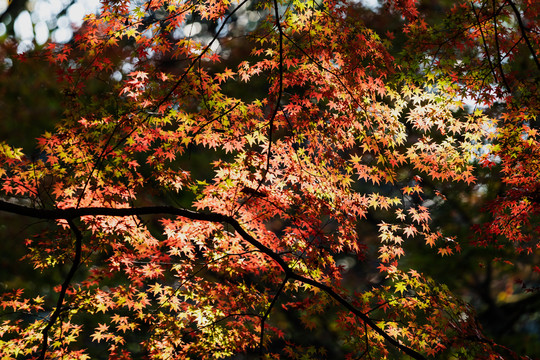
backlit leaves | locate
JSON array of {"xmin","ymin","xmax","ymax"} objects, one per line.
[{"xmin": 0, "ymin": 0, "xmax": 537, "ymax": 359}]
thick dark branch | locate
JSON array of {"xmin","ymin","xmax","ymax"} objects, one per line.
[
  {"xmin": 288, "ymin": 273, "xmax": 425, "ymax": 360},
  {"xmin": 507, "ymin": 0, "xmax": 540, "ymax": 73},
  {"xmin": 0, "ymin": 199, "xmax": 293, "ymax": 276},
  {"xmin": 38, "ymin": 219, "xmax": 82, "ymax": 360},
  {"xmin": 0, "ymin": 199, "xmax": 426, "ymax": 360}
]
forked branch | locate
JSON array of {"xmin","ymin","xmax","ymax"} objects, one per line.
[
  {"xmin": 0, "ymin": 199, "xmax": 426, "ymax": 360},
  {"xmin": 37, "ymin": 219, "xmax": 82, "ymax": 360}
]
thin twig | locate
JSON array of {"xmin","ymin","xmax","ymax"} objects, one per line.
[{"xmin": 259, "ymin": 276, "xmax": 288, "ymax": 357}]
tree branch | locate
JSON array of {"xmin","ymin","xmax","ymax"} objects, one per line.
[
  {"xmin": 265, "ymin": 0, "xmax": 284, "ymax": 173},
  {"xmin": 470, "ymin": 2, "xmax": 499, "ymax": 84},
  {"xmin": 37, "ymin": 219, "xmax": 82, "ymax": 360},
  {"xmin": 491, "ymin": 0, "xmax": 512, "ymax": 93},
  {"xmin": 0, "ymin": 199, "xmax": 426, "ymax": 360},
  {"xmin": 507, "ymin": 0, "xmax": 540, "ymax": 73},
  {"xmin": 77, "ymin": 0, "xmax": 250, "ymax": 209},
  {"xmin": 259, "ymin": 276, "xmax": 288, "ymax": 356}
]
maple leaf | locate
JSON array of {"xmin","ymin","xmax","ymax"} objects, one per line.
[
  {"xmin": 403, "ymin": 225, "xmax": 417, "ymax": 238},
  {"xmin": 395, "ymin": 282, "xmax": 408, "ymax": 295},
  {"xmin": 91, "ymin": 323, "xmax": 110, "ymax": 343},
  {"xmin": 437, "ymin": 246, "xmax": 453, "ymax": 256}
]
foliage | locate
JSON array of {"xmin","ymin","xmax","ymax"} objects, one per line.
[{"xmin": 0, "ymin": 0, "xmax": 538, "ymax": 359}]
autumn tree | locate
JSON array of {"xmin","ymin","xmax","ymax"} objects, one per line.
[{"xmin": 0, "ymin": 0, "xmax": 538, "ymax": 358}]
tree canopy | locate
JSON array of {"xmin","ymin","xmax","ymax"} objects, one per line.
[{"xmin": 0, "ymin": 0, "xmax": 539, "ymax": 358}]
